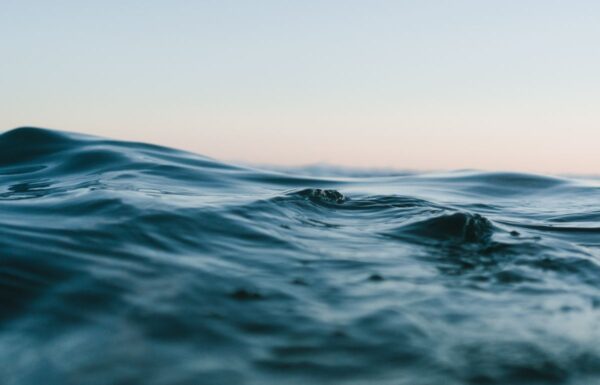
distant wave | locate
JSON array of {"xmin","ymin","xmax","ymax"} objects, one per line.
[{"xmin": 1, "ymin": 127, "xmax": 599, "ymax": 385}]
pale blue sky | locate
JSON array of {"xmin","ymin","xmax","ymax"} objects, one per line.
[{"xmin": 1, "ymin": 1, "xmax": 599, "ymax": 173}]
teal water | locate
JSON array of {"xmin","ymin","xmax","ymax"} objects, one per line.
[{"xmin": 1, "ymin": 127, "xmax": 599, "ymax": 385}]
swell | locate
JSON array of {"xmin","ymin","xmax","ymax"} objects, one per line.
[
  {"xmin": 0, "ymin": 127, "xmax": 338, "ymax": 200},
  {"xmin": 1, "ymin": 127, "xmax": 600, "ymax": 385}
]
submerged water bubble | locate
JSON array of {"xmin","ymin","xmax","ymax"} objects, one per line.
[{"xmin": 0, "ymin": 127, "xmax": 599, "ymax": 385}]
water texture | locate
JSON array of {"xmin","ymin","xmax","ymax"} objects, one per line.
[{"xmin": 1, "ymin": 127, "xmax": 599, "ymax": 385}]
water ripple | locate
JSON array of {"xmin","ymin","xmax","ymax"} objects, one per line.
[{"xmin": 1, "ymin": 127, "xmax": 599, "ymax": 385}]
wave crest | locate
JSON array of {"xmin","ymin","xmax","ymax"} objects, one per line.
[{"xmin": 388, "ymin": 212, "xmax": 495, "ymax": 243}]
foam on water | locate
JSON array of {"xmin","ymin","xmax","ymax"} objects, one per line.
[{"xmin": 1, "ymin": 127, "xmax": 599, "ymax": 385}]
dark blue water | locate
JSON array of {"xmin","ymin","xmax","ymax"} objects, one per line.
[{"xmin": 1, "ymin": 127, "xmax": 599, "ymax": 385}]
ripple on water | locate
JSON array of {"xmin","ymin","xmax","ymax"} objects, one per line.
[{"xmin": 1, "ymin": 127, "xmax": 599, "ymax": 385}]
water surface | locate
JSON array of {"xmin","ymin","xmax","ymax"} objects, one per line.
[{"xmin": 1, "ymin": 127, "xmax": 599, "ymax": 385}]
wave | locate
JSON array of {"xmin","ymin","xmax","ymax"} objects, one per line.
[
  {"xmin": 386, "ymin": 211, "xmax": 495, "ymax": 243},
  {"xmin": 1, "ymin": 127, "xmax": 600, "ymax": 385}
]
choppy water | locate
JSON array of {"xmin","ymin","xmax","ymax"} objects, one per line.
[{"xmin": 1, "ymin": 127, "xmax": 599, "ymax": 385}]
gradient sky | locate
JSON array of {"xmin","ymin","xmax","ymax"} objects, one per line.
[{"xmin": 1, "ymin": 1, "xmax": 599, "ymax": 174}]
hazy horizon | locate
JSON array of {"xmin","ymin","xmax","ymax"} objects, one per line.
[{"xmin": 2, "ymin": 1, "xmax": 599, "ymax": 174}]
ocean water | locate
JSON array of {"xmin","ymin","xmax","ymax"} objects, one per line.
[{"xmin": 1, "ymin": 127, "xmax": 599, "ymax": 385}]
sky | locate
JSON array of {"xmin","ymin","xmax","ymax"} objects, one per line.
[{"xmin": 1, "ymin": 0, "xmax": 599, "ymax": 174}]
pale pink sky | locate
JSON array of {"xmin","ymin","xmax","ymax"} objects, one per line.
[{"xmin": 2, "ymin": 1, "xmax": 599, "ymax": 174}]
